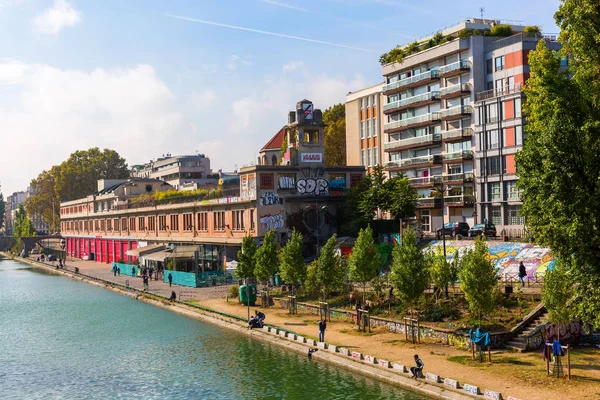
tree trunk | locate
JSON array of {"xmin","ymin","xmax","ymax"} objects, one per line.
[{"xmin": 363, "ymin": 282, "xmax": 366, "ymax": 305}]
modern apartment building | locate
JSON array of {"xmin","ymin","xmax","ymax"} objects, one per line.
[
  {"xmin": 131, "ymin": 154, "xmax": 218, "ymax": 190},
  {"xmin": 5, "ymin": 191, "xmax": 26, "ymax": 235},
  {"xmin": 345, "ymin": 83, "xmax": 384, "ymax": 174}
]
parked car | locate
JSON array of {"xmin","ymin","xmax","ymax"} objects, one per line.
[
  {"xmin": 468, "ymin": 223, "xmax": 497, "ymax": 237},
  {"xmin": 436, "ymin": 222, "xmax": 470, "ymax": 239}
]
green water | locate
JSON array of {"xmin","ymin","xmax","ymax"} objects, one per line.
[{"xmin": 0, "ymin": 259, "xmax": 429, "ymax": 399}]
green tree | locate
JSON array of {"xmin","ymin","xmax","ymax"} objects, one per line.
[
  {"xmin": 459, "ymin": 236, "xmax": 498, "ymax": 326},
  {"xmin": 348, "ymin": 225, "xmax": 379, "ymax": 303},
  {"xmin": 306, "ymin": 234, "xmax": 346, "ymax": 302},
  {"xmin": 515, "ymin": 0, "xmax": 600, "ymax": 327},
  {"xmin": 323, "ymin": 104, "xmax": 346, "ymax": 166},
  {"xmin": 25, "ymin": 165, "xmax": 62, "ymax": 233},
  {"xmin": 429, "ymin": 247, "xmax": 452, "ymax": 300},
  {"xmin": 235, "ymin": 235, "xmax": 258, "ymax": 283},
  {"xmin": 279, "ymin": 230, "xmax": 306, "ymax": 294},
  {"xmin": 390, "ymin": 227, "xmax": 429, "ymax": 315},
  {"xmin": 384, "ymin": 174, "xmax": 418, "ymax": 224},
  {"xmin": 542, "ymin": 258, "xmax": 575, "ymax": 341},
  {"xmin": 0, "ymin": 193, "xmax": 5, "ymax": 231},
  {"xmin": 254, "ymin": 229, "xmax": 279, "ymax": 296}
]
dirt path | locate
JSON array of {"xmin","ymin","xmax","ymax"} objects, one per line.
[{"xmin": 199, "ymin": 298, "xmax": 599, "ymax": 400}]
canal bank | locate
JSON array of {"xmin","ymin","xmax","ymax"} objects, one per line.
[{"xmin": 3, "ymin": 253, "xmax": 472, "ymax": 400}]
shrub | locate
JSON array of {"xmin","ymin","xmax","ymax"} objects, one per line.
[
  {"xmin": 229, "ymin": 285, "xmax": 239, "ymax": 298},
  {"xmin": 490, "ymin": 24, "xmax": 513, "ymax": 37},
  {"xmin": 523, "ymin": 25, "xmax": 541, "ymax": 35}
]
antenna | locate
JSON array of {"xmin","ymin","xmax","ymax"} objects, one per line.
[{"xmin": 479, "ymin": 7, "xmax": 485, "ymax": 19}]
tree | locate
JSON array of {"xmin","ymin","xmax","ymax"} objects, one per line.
[
  {"xmin": 384, "ymin": 174, "xmax": 418, "ymax": 224},
  {"xmin": 26, "ymin": 165, "xmax": 61, "ymax": 233},
  {"xmin": 235, "ymin": 235, "xmax": 258, "ymax": 283},
  {"xmin": 515, "ymin": 0, "xmax": 600, "ymax": 328},
  {"xmin": 0, "ymin": 193, "xmax": 5, "ymax": 231},
  {"xmin": 279, "ymin": 230, "xmax": 306, "ymax": 294},
  {"xmin": 459, "ymin": 236, "xmax": 498, "ymax": 326},
  {"xmin": 323, "ymin": 104, "xmax": 346, "ymax": 166},
  {"xmin": 348, "ymin": 225, "xmax": 379, "ymax": 303},
  {"xmin": 306, "ymin": 234, "xmax": 346, "ymax": 302},
  {"xmin": 389, "ymin": 227, "xmax": 429, "ymax": 315},
  {"xmin": 542, "ymin": 258, "xmax": 575, "ymax": 341},
  {"xmin": 429, "ymin": 247, "xmax": 452, "ymax": 300},
  {"xmin": 254, "ymin": 229, "xmax": 279, "ymax": 297}
]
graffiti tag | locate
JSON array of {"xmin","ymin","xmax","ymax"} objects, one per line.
[
  {"xmin": 260, "ymin": 192, "xmax": 279, "ymax": 206},
  {"xmin": 260, "ymin": 213, "xmax": 285, "ymax": 231},
  {"xmin": 328, "ymin": 179, "xmax": 346, "ymax": 189},
  {"xmin": 297, "ymin": 178, "xmax": 328, "ymax": 196},
  {"xmin": 279, "ymin": 176, "xmax": 296, "ymax": 190}
]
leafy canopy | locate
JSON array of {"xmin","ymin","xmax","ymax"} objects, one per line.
[
  {"xmin": 235, "ymin": 235, "xmax": 258, "ymax": 281},
  {"xmin": 542, "ymin": 257, "xmax": 575, "ymax": 328},
  {"xmin": 323, "ymin": 104, "xmax": 346, "ymax": 166},
  {"xmin": 279, "ymin": 230, "xmax": 306, "ymax": 289},
  {"xmin": 0, "ymin": 193, "xmax": 5, "ymax": 231},
  {"xmin": 254, "ymin": 229, "xmax": 279, "ymax": 283},
  {"xmin": 306, "ymin": 234, "xmax": 346, "ymax": 301},
  {"xmin": 347, "ymin": 225, "xmax": 379, "ymax": 303}
]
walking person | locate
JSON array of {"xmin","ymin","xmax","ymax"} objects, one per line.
[
  {"xmin": 113, "ymin": 264, "xmax": 117, "ymax": 276},
  {"xmin": 410, "ymin": 354, "xmax": 424, "ymax": 379},
  {"xmin": 117, "ymin": 267, "xmax": 120, "ymax": 276},
  {"xmin": 519, "ymin": 262, "xmax": 527, "ymax": 287},
  {"xmin": 318, "ymin": 319, "xmax": 327, "ymax": 343},
  {"xmin": 143, "ymin": 275, "xmax": 149, "ymax": 292},
  {"xmin": 168, "ymin": 273, "xmax": 173, "ymax": 287},
  {"xmin": 148, "ymin": 267, "xmax": 154, "ymax": 281}
]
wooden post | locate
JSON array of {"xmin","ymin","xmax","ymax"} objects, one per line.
[
  {"xmin": 567, "ymin": 344, "xmax": 571, "ymax": 380},
  {"xmin": 417, "ymin": 319, "xmax": 420, "ymax": 344},
  {"xmin": 488, "ymin": 345, "xmax": 491, "ymax": 363},
  {"xmin": 546, "ymin": 345, "xmax": 550, "ymax": 376},
  {"xmin": 472, "ymin": 341, "xmax": 475, "ymax": 361},
  {"xmin": 405, "ymin": 318, "xmax": 408, "ymax": 342}
]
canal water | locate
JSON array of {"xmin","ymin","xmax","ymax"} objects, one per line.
[{"xmin": 0, "ymin": 259, "xmax": 429, "ymax": 399}]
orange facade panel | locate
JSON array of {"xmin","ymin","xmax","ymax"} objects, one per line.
[
  {"xmin": 504, "ymin": 99, "xmax": 515, "ymax": 120},
  {"xmin": 505, "ymin": 127, "xmax": 515, "ymax": 147},
  {"xmin": 361, "ymin": 110, "xmax": 365, "ymax": 120},
  {"xmin": 506, "ymin": 154, "xmax": 516, "ymax": 174},
  {"xmin": 361, "ymin": 139, "xmax": 366, "ymax": 149},
  {"xmin": 372, "ymin": 106, "xmax": 377, "ymax": 117},
  {"xmin": 366, "ymin": 108, "xmax": 371, "ymax": 119}
]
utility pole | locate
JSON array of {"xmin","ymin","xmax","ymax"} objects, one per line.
[{"xmin": 479, "ymin": 7, "xmax": 485, "ymax": 20}]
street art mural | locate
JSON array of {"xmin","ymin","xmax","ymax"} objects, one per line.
[
  {"xmin": 240, "ymin": 174, "xmax": 257, "ymax": 201},
  {"xmin": 278, "ymin": 176, "xmax": 296, "ymax": 190},
  {"xmin": 260, "ymin": 192, "xmax": 279, "ymax": 206},
  {"xmin": 296, "ymin": 167, "xmax": 328, "ymax": 196},
  {"xmin": 428, "ymin": 241, "xmax": 556, "ymax": 280},
  {"xmin": 542, "ymin": 321, "xmax": 600, "ymax": 345},
  {"xmin": 260, "ymin": 213, "xmax": 285, "ymax": 231}
]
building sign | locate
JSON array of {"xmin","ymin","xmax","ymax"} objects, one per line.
[
  {"xmin": 300, "ymin": 153, "xmax": 323, "ymax": 163},
  {"xmin": 302, "ymin": 102, "xmax": 313, "ymax": 120}
]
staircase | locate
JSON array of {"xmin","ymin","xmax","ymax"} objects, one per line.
[{"xmin": 505, "ymin": 310, "xmax": 548, "ymax": 352}]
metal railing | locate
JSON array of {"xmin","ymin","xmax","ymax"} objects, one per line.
[
  {"xmin": 417, "ymin": 197, "xmax": 441, "ymax": 207},
  {"xmin": 441, "ymin": 127, "xmax": 473, "ymax": 141},
  {"xmin": 408, "ymin": 175, "xmax": 437, "ymax": 185},
  {"xmin": 383, "ymin": 69, "xmax": 440, "ymax": 92},
  {"xmin": 385, "ymin": 154, "xmax": 439, "ymax": 169},
  {"xmin": 440, "ymin": 83, "xmax": 471, "ymax": 97},
  {"xmin": 439, "ymin": 59, "xmax": 471, "ymax": 74},
  {"xmin": 384, "ymin": 133, "xmax": 441, "ymax": 150},
  {"xmin": 441, "ymin": 105, "xmax": 472, "ymax": 118},
  {"xmin": 383, "ymin": 91, "xmax": 440, "ymax": 112},
  {"xmin": 444, "ymin": 194, "xmax": 475, "ymax": 204},
  {"xmin": 441, "ymin": 172, "xmax": 474, "ymax": 182},
  {"xmin": 442, "ymin": 150, "xmax": 474, "ymax": 161},
  {"xmin": 384, "ymin": 112, "xmax": 441, "ymax": 131},
  {"xmin": 476, "ymin": 83, "xmax": 523, "ymax": 101}
]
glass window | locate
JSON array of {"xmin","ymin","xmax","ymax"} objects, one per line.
[
  {"xmin": 506, "ymin": 205, "xmax": 525, "ymax": 225},
  {"xmin": 505, "ymin": 181, "xmax": 519, "ymax": 200},
  {"xmin": 495, "ymin": 79, "xmax": 504, "ymax": 94},
  {"xmin": 495, "ymin": 56, "xmax": 505, "ymax": 71},
  {"xmin": 514, "ymin": 97, "xmax": 522, "ymax": 118},
  {"xmin": 372, "ymin": 118, "xmax": 377, "ymax": 137},
  {"xmin": 485, "ymin": 104, "xmax": 498, "ymax": 123},
  {"xmin": 361, "ymin": 150, "xmax": 366, "ymax": 166},
  {"xmin": 488, "ymin": 183, "xmax": 501, "ymax": 201},
  {"xmin": 373, "ymin": 147, "xmax": 378, "ymax": 165},
  {"xmin": 366, "ymin": 96, "xmax": 370, "ymax": 107},
  {"xmin": 366, "ymin": 119, "xmax": 371, "ymax": 137},
  {"xmin": 515, "ymin": 126, "xmax": 523, "ymax": 146},
  {"xmin": 372, "ymin": 95, "xmax": 377, "ymax": 107},
  {"xmin": 360, "ymin": 98, "xmax": 364, "ymax": 109},
  {"xmin": 367, "ymin": 148, "xmax": 372, "ymax": 166},
  {"xmin": 360, "ymin": 121, "xmax": 365, "ymax": 138},
  {"xmin": 491, "ymin": 206, "xmax": 502, "ymax": 225},
  {"xmin": 507, "ymin": 76, "xmax": 515, "ymax": 90},
  {"xmin": 486, "ymin": 130, "xmax": 499, "ymax": 150},
  {"xmin": 486, "ymin": 59, "xmax": 493, "ymax": 75},
  {"xmin": 486, "ymin": 81, "xmax": 494, "ymax": 90}
]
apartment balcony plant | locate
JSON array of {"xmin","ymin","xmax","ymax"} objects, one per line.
[
  {"xmin": 444, "ymin": 194, "xmax": 475, "ymax": 207},
  {"xmin": 440, "ymin": 105, "xmax": 473, "ymax": 121},
  {"xmin": 382, "ymin": 69, "xmax": 440, "ymax": 95},
  {"xmin": 440, "ymin": 83, "xmax": 472, "ymax": 99},
  {"xmin": 441, "ymin": 127, "xmax": 473, "ymax": 142},
  {"xmin": 383, "ymin": 112, "xmax": 441, "ymax": 134},
  {"xmin": 384, "ymin": 133, "xmax": 441, "ymax": 152},
  {"xmin": 383, "ymin": 91, "xmax": 441, "ymax": 114},
  {"xmin": 442, "ymin": 150, "xmax": 474, "ymax": 164},
  {"xmin": 439, "ymin": 60, "xmax": 471, "ymax": 77},
  {"xmin": 441, "ymin": 172, "xmax": 474, "ymax": 184}
]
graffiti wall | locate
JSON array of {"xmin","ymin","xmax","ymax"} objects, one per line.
[
  {"xmin": 428, "ymin": 241, "xmax": 555, "ymax": 279},
  {"xmin": 240, "ymin": 174, "xmax": 257, "ymax": 201}
]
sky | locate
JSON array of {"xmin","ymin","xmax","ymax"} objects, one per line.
[{"xmin": 0, "ymin": 0, "xmax": 560, "ymax": 195}]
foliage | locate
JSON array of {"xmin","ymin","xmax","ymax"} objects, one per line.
[
  {"xmin": 279, "ymin": 134, "xmax": 288, "ymax": 164},
  {"xmin": 523, "ymin": 25, "xmax": 541, "ymax": 34},
  {"xmin": 389, "ymin": 227, "xmax": 430, "ymax": 314},
  {"xmin": 421, "ymin": 302, "xmax": 457, "ymax": 322},
  {"xmin": 235, "ymin": 235, "xmax": 258, "ymax": 281},
  {"xmin": 348, "ymin": 225, "xmax": 380, "ymax": 303},
  {"xmin": 376, "ymin": 243, "xmax": 392, "ymax": 268},
  {"xmin": 458, "ymin": 236, "xmax": 498, "ymax": 325},
  {"xmin": 515, "ymin": 1, "xmax": 600, "ymax": 328},
  {"xmin": 0, "ymin": 193, "xmax": 5, "ymax": 231},
  {"xmin": 542, "ymin": 257, "xmax": 575, "ymax": 338},
  {"xmin": 383, "ymin": 174, "xmax": 418, "ymax": 221},
  {"xmin": 380, "ymin": 47, "xmax": 405, "ymax": 66},
  {"xmin": 254, "ymin": 229, "xmax": 279, "ymax": 284},
  {"xmin": 429, "ymin": 247, "xmax": 452, "ymax": 298},
  {"xmin": 278, "ymin": 230, "xmax": 306, "ymax": 292},
  {"xmin": 305, "ymin": 234, "xmax": 346, "ymax": 302},
  {"xmin": 489, "ymin": 24, "xmax": 513, "ymax": 37},
  {"xmin": 341, "ymin": 175, "xmax": 374, "ymax": 236},
  {"xmin": 229, "ymin": 285, "xmax": 239, "ymax": 298},
  {"xmin": 370, "ymin": 275, "xmax": 387, "ymax": 300},
  {"xmin": 323, "ymin": 103, "xmax": 346, "ymax": 166}
]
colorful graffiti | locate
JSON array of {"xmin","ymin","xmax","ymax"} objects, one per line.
[
  {"xmin": 260, "ymin": 192, "xmax": 279, "ymax": 206},
  {"xmin": 542, "ymin": 321, "xmax": 600, "ymax": 344},
  {"xmin": 428, "ymin": 241, "xmax": 556, "ymax": 280},
  {"xmin": 260, "ymin": 213, "xmax": 285, "ymax": 231}
]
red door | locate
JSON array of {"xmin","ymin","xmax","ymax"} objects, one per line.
[
  {"xmin": 90, "ymin": 240, "xmax": 95, "ymax": 261},
  {"xmin": 107, "ymin": 240, "xmax": 114, "ymax": 264},
  {"xmin": 102, "ymin": 240, "xmax": 108, "ymax": 263},
  {"xmin": 115, "ymin": 240, "xmax": 121, "ymax": 263},
  {"xmin": 95, "ymin": 239, "xmax": 101, "ymax": 263},
  {"xmin": 122, "ymin": 242, "xmax": 129, "ymax": 262},
  {"xmin": 79, "ymin": 240, "xmax": 85, "ymax": 259},
  {"xmin": 130, "ymin": 241, "xmax": 138, "ymax": 263}
]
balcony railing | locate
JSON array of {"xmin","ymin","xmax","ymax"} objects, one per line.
[
  {"xmin": 383, "ymin": 69, "xmax": 440, "ymax": 93},
  {"xmin": 444, "ymin": 194, "xmax": 475, "ymax": 205},
  {"xmin": 441, "ymin": 172, "xmax": 474, "ymax": 183},
  {"xmin": 384, "ymin": 133, "xmax": 441, "ymax": 151},
  {"xmin": 384, "ymin": 112, "xmax": 441, "ymax": 131},
  {"xmin": 408, "ymin": 175, "xmax": 437, "ymax": 186},
  {"xmin": 441, "ymin": 127, "xmax": 473, "ymax": 141},
  {"xmin": 417, "ymin": 197, "xmax": 442, "ymax": 208},
  {"xmin": 476, "ymin": 83, "xmax": 523, "ymax": 101},
  {"xmin": 385, "ymin": 154, "xmax": 441, "ymax": 169},
  {"xmin": 441, "ymin": 105, "xmax": 472, "ymax": 119},
  {"xmin": 440, "ymin": 60, "xmax": 471, "ymax": 75},
  {"xmin": 442, "ymin": 150, "xmax": 474, "ymax": 161},
  {"xmin": 440, "ymin": 83, "xmax": 471, "ymax": 97},
  {"xmin": 383, "ymin": 91, "xmax": 440, "ymax": 112}
]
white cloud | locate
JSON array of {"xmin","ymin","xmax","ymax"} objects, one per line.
[
  {"xmin": 190, "ymin": 90, "xmax": 215, "ymax": 108},
  {"xmin": 33, "ymin": 0, "xmax": 81, "ymax": 34},
  {"xmin": 227, "ymin": 54, "xmax": 253, "ymax": 71},
  {"xmin": 282, "ymin": 61, "xmax": 304, "ymax": 72}
]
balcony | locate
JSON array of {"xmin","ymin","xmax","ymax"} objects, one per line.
[
  {"xmin": 439, "ymin": 60, "xmax": 471, "ymax": 77},
  {"xmin": 383, "ymin": 69, "xmax": 440, "ymax": 95},
  {"xmin": 385, "ymin": 154, "xmax": 442, "ymax": 171},
  {"xmin": 440, "ymin": 105, "xmax": 472, "ymax": 121},
  {"xmin": 441, "ymin": 127, "xmax": 473, "ymax": 142},
  {"xmin": 384, "ymin": 133, "xmax": 441, "ymax": 152},
  {"xmin": 383, "ymin": 91, "xmax": 441, "ymax": 114},
  {"xmin": 417, "ymin": 197, "xmax": 442, "ymax": 209},
  {"xmin": 442, "ymin": 150, "xmax": 474, "ymax": 164},
  {"xmin": 440, "ymin": 83, "xmax": 472, "ymax": 99},
  {"xmin": 408, "ymin": 175, "xmax": 438, "ymax": 188},
  {"xmin": 476, "ymin": 83, "xmax": 523, "ymax": 101},
  {"xmin": 444, "ymin": 194, "xmax": 475, "ymax": 207},
  {"xmin": 384, "ymin": 112, "xmax": 441, "ymax": 134},
  {"xmin": 441, "ymin": 172, "xmax": 474, "ymax": 184}
]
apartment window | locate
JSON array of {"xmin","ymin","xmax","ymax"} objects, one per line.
[
  {"xmin": 100, "ymin": 220, "xmax": 105, "ymax": 232},
  {"xmin": 129, "ymin": 217, "xmax": 136, "ymax": 232},
  {"xmin": 515, "ymin": 126, "xmax": 523, "ymax": 146},
  {"xmin": 138, "ymin": 217, "xmax": 146, "ymax": 231},
  {"xmin": 182, "ymin": 213, "xmax": 192, "ymax": 231},
  {"xmin": 158, "ymin": 215, "xmax": 166, "ymax": 231},
  {"xmin": 360, "ymin": 98, "xmax": 364, "ymax": 109},
  {"xmin": 197, "ymin": 212, "xmax": 208, "ymax": 231},
  {"xmin": 506, "ymin": 205, "xmax": 525, "ymax": 225},
  {"xmin": 260, "ymin": 174, "xmax": 274, "ymax": 189},
  {"xmin": 495, "ymin": 79, "xmax": 504, "ymax": 94},
  {"xmin": 361, "ymin": 149, "xmax": 366, "ymax": 166},
  {"xmin": 486, "ymin": 58, "xmax": 493, "ymax": 75},
  {"xmin": 250, "ymin": 209, "xmax": 256, "ymax": 230},
  {"xmin": 107, "ymin": 219, "xmax": 112, "ymax": 232},
  {"xmin": 372, "ymin": 118, "xmax": 377, "ymax": 137},
  {"xmin": 148, "ymin": 216, "xmax": 155, "ymax": 232},
  {"xmin": 373, "ymin": 147, "xmax": 378, "ymax": 165},
  {"xmin": 485, "ymin": 103, "xmax": 499, "ymax": 123},
  {"xmin": 514, "ymin": 97, "xmax": 522, "ymax": 118},
  {"xmin": 367, "ymin": 148, "xmax": 372, "ymax": 166},
  {"xmin": 366, "ymin": 96, "xmax": 370, "ymax": 107},
  {"xmin": 490, "ymin": 206, "xmax": 502, "ymax": 225},
  {"xmin": 488, "ymin": 182, "xmax": 501, "ymax": 202},
  {"xmin": 121, "ymin": 218, "xmax": 127, "ymax": 232},
  {"xmin": 482, "ymin": 156, "xmax": 504, "ymax": 176},
  {"xmin": 486, "ymin": 81, "xmax": 494, "ymax": 90},
  {"xmin": 214, "ymin": 211, "xmax": 225, "ymax": 231},
  {"xmin": 372, "ymin": 95, "xmax": 377, "ymax": 107},
  {"xmin": 507, "ymin": 76, "xmax": 515, "ymax": 90},
  {"xmin": 170, "ymin": 214, "xmax": 179, "ymax": 231},
  {"xmin": 114, "ymin": 219, "xmax": 120, "ymax": 232},
  {"xmin": 366, "ymin": 119, "xmax": 371, "ymax": 137},
  {"xmin": 360, "ymin": 121, "xmax": 365, "ymax": 139},
  {"xmin": 486, "ymin": 130, "xmax": 500, "ymax": 150},
  {"xmin": 232, "ymin": 210, "xmax": 245, "ymax": 231},
  {"xmin": 505, "ymin": 181, "xmax": 519, "ymax": 200},
  {"xmin": 495, "ymin": 55, "xmax": 505, "ymax": 71}
]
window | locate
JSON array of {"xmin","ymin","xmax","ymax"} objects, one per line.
[
  {"xmin": 495, "ymin": 55, "xmax": 505, "ymax": 71},
  {"xmin": 250, "ymin": 209, "xmax": 256, "ymax": 230},
  {"xmin": 100, "ymin": 220, "xmax": 105, "ymax": 231},
  {"xmin": 420, "ymin": 210, "xmax": 430, "ymax": 232},
  {"xmin": 360, "ymin": 121, "xmax": 365, "ymax": 138},
  {"xmin": 372, "ymin": 118, "xmax": 377, "ymax": 137},
  {"xmin": 360, "ymin": 98, "xmax": 364, "ymax": 109},
  {"xmin": 361, "ymin": 149, "xmax": 366, "ymax": 166},
  {"xmin": 366, "ymin": 96, "xmax": 370, "ymax": 107},
  {"xmin": 486, "ymin": 58, "xmax": 493, "ymax": 75},
  {"xmin": 183, "ymin": 213, "xmax": 193, "ymax": 231},
  {"xmin": 372, "ymin": 95, "xmax": 377, "ymax": 107},
  {"xmin": 367, "ymin": 148, "xmax": 372, "ymax": 166},
  {"xmin": 148, "ymin": 216, "xmax": 155, "ymax": 232},
  {"xmin": 486, "ymin": 81, "xmax": 494, "ymax": 90},
  {"xmin": 214, "ymin": 211, "xmax": 225, "ymax": 231},
  {"xmin": 107, "ymin": 219, "xmax": 112, "ymax": 232},
  {"xmin": 114, "ymin": 219, "xmax": 120, "ymax": 232},
  {"xmin": 486, "ymin": 130, "xmax": 500, "ymax": 150},
  {"xmin": 506, "ymin": 205, "xmax": 525, "ymax": 225},
  {"xmin": 232, "ymin": 210, "xmax": 245, "ymax": 231},
  {"xmin": 485, "ymin": 103, "xmax": 499, "ymax": 123},
  {"xmin": 350, "ymin": 174, "xmax": 363, "ymax": 187},
  {"xmin": 129, "ymin": 217, "xmax": 136, "ymax": 232},
  {"xmin": 482, "ymin": 156, "xmax": 504, "ymax": 176},
  {"xmin": 197, "ymin": 212, "xmax": 208, "ymax": 231},
  {"xmin": 170, "ymin": 215, "xmax": 179, "ymax": 231},
  {"xmin": 138, "ymin": 217, "xmax": 145, "ymax": 231},
  {"xmin": 507, "ymin": 76, "xmax": 514, "ymax": 90},
  {"xmin": 260, "ymin": 174, "xmax": 274, "ymax": 189},
  {"xmin": 366, "ymin": 119, "xmax": 371, "ymax": 137},
  {"xmin": 490, "ymin": 206, "xmax": 502, "ymax": 225},
  {"xmin": 121, "ymin": 218, "xmax": 127, "ymax": 232},
  {"xmin": 488, "ymin": 182, "xmax": 501, "ymax": 201},
  {"xmin": 515, "ymin": 126, "xmax": 523, "ymax": 146},
  {"xmin": 495, "ymin": 79, "xmax": 504, "ymax": 94},
  {"xmin": 514, "ymin": 97, "xmax": 522, "ymax": 118},
  {"xmin": 373, "ymin": 147, "xmax": 378, "ymax": 165}
]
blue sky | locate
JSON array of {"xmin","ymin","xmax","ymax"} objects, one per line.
[{"xmin": 0, "ymin": 0, "xmax": 560, "ymax": 195}]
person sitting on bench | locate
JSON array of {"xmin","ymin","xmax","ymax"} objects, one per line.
[{"xmin": 410, "ymin": 354, "xmax": 424, "ymax": 379}]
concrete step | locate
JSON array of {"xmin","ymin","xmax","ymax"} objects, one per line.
[
  {"xmin": 510, "ymin": 337, "xmax": 526, "ymax": 344},
  {"xmin": 506, "ymin": 341, "xmax": 527, "ymax": 351}
]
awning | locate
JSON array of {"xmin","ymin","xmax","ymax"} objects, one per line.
[
  {"xmin": 144, "ymin": 246, "xmax": 199, "ymax": 262},
  {"xmin": 144, "ymin": 250, "xmax": 173, "ymax": 262},
  {"xmin": 126, "ymin": 244, "xmax": 165, "ymax": 257}
]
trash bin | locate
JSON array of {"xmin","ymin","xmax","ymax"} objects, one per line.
[{"xmin": 239, "ymin": 284, "xmax": 257, "ymax": 306}]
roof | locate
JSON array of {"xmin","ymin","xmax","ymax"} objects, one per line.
[
  {"xmin": 260, "ymin": 126, "xmax": 286, "ymax": 151},
  {"xmin": 125, "ymin": 244, "xmax": 165, "ymax": 257},
  {"xmin": 144, "ymin": 246, "xmax": 200, "ymax": 262},
  {"xmin": 95, "ymin": 178, "xmax": 168, "ymax": 196}
]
